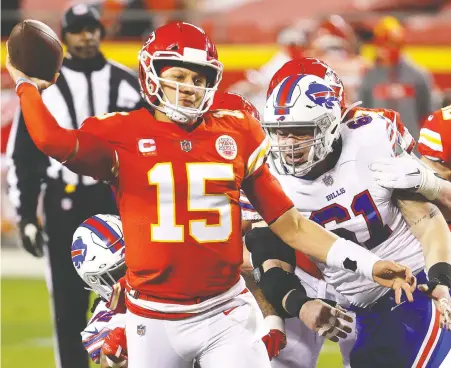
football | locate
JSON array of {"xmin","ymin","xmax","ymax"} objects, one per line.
[{"xmin": 8, "ymin": 19, "xmax": 63, "ymax": 82}]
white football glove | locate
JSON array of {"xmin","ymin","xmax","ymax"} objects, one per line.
[{"xmin": 369, "ymin": 153, "xmax": 442, "ymax": 201}]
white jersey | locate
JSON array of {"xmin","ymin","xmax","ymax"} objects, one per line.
[
  {"xmin": 81, "ymin": 300, "xmax": 125, "ymax": 363},
  {"xmin": 242, "ymin": 115, "xmax": 424, "ymax": 307}
]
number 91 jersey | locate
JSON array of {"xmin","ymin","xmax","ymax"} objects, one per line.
[
  {"xmin": 78, "ymin": 108, "xmax": 281, "ymax": 303},
  {"xmin": 270, "ymin": 114, "xmax": 425, "ymax": 307}
]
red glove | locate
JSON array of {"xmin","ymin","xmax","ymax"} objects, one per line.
[
  {"xmin": 106, "ymin": 277, "xmax": 127, "ymax": 314},
  {"xmin": 101, "ymin": 327, "xmax": 127, "ymax": 367},
  {"xmin": 261, "ymin": 316, "xmax": 287, "ymax": 360}
]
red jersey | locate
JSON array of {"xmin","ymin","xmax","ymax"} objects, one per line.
[
  {"xmin": 73, "ymin": 108, "xmax": 292, "ymax": 303},
  {"xmin": 16, "ymin": 84, "xmax": 293, "ymax": 317},
  {"xmin": 418, "ymin": 106, "xmax": 451, "ymax": 166}
]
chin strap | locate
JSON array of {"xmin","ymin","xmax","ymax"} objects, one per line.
[{"xmin": 162, "ymin": 103, "xmax": 198, "ymax": 124}]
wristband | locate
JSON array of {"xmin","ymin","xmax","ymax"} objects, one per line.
[
  {"xmin": 418, "ymin": 166, "xmax": 441, "ymax": 201},
  {"xmin": 428, "ymin": 262, "xmax": 451, "ymax": 288},
  {"xmin": 264, "ymin": 315, "xmax": 286, "ymax": 333},
  {"xmin": 15, "ymin": 77, "xmax": 38, "ymax": 91},
  {"xmin": 326, "ymin": 238, "xmax": 381, "ymax": 281},
  {"xmin": 284, "ymin": 289, "xmax": 312, "ymax": 318},
  {"xmin": 105, "ymin": 356, "xmax": 126, "ymax": 368}
]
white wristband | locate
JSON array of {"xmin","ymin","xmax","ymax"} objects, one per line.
[
  {"xmin": 418, "ymin": 166, "xmax": 441, "ymax": 201},
  {"xmin": 264, "ymin": 315, "xmax": 286, "ymax": 334},
  {"xmin": 326, "ymin": 238, "xmax": 381, "ymax": 281},
  {"xmin": 15, "ymin": 77, "xmax": 38, "ymax": 91},
  {"xmin": 105, "ymin": 356, "xmax": 126, "ymax": 368}
]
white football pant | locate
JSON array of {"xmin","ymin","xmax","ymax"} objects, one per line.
[{"xmin": 126, "ymin": 291, "xmax": 271, "ymax": 368}]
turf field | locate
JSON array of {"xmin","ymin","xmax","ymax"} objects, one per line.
[{"xmin": 1, "ymin": 278, "xmax": 342, "ymax": 367}]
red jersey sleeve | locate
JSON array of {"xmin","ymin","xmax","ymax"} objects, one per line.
[
  {"xmin": 17, "ymin": 83, "xmax": 116, "ymax": 181},
  {"xmin": 64, "ymin": 129, "xmax": 117, "ymax": 181},
  {"xmin": 16, "ymin": 83, "xmax": 77, "ymax": 160},
  {"xmin": 66, "ymin": 112, "xmax": 132, "ymax": 181},
  {"xmin": 418, "ymin": 107, "xmax": 451, "ymax": 164},
  {"xmin": 241, "ymin": 164, "xmax": 294, "ymax": 225},
  {"xmin": 242, "ymin": 112, "xmax": 271, "ymax": 178}
]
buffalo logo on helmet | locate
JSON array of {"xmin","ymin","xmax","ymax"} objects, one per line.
[
  {"xmin": 305, "ymin": 82, "xmax": 339, "ymax": 109},
  {"xmin": 71, "ymin": 237, "xmax": 88, "ymax": 269}
]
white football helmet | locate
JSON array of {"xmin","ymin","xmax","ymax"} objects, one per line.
[
  {"xmin": 263, "ymin": 74, "xmax": 342, "ymax": 177},
  {"xmin": 71, "ymin": 214, "xmax": 125, "ymax": 301}
]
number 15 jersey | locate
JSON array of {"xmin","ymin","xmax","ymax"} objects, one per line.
[{"xmin": 73, "ymin": 108, "xmax": 292, "ymax": 304}]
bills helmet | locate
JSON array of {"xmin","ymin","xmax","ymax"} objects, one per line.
[
  {"xmin": 264, "ymin": 74, "xmax": 341, "ymax": 177},
  {"xmin": 138, "ymin": 22, "xmax": 223, "ymax": 124},
  {"xmin": 267, "ymin": 57, "xmax": 345, "ymax": 108},
  {"xmin": 211, "ymin": 91, "xmax": 261, "ymax": 121},
  {"xmin": 71, "ymin": 214, "xmax": 126, "ymax": 301}
]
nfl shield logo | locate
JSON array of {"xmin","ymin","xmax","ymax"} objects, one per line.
[
  {"xmin": 180, "ymin": 140, "xmax": 192, "ymax": 152},
  {"xmin": 322, "ymin": 174, "xmax": 334, "ymax": 186},
  {"xmin": 137, "ymin": 324, "xmax": 146, "ymax": 336}
]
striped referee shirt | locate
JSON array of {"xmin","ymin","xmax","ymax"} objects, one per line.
[{"xmin": 6, "ymin": 52, "xmax": 143, "ymax": 221}]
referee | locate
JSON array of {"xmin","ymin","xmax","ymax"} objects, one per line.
[{"xmin": 6, "ymin": 4, "xmax": 143, "ymax": 368}]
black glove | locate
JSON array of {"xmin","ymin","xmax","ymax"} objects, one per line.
[{"xmin": 19, "ymin": 220, "xmax": 46, "ymax": 258}]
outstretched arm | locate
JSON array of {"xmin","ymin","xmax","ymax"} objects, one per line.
[
  {"xmin": 397, "ymin": 197, "xmax": 451, "ymax": 329},
  {"xmin": 242, "ymin": 165, "xmax": 416, "ymax": 301},
  {"xmin": 7, "ymin": 52, "xmax": 116, "ymax": 181},
  {"xmin": 243, "ymin": 225, "xmax": 353, "ymax": 343}
]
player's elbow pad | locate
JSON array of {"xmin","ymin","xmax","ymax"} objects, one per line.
[
  {"xmin": 245, "ymin": 227, "xmax": 296, "ymax": 269},
  {"xmin": 259, "ymin": 267, "xmax": 309, "ymax": 318}
]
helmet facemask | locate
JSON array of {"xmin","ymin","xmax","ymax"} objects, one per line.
[
  {"xmin": 264, "ymin": 112, "xmax": 339, "ymax": 177},
  {"xmin": 84, "ymin": 259, "xmax": 127, "ymax": 301},
  {"xmin": 139, "ymin": 49, "xmax": 223, "ymax": 124}
]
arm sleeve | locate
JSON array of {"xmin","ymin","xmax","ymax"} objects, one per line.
[
  {"xmin": 81, "ymin": 302, "xmax": 122, "ymax": 364},
  {"xmin": 16, "ymin": 83, "xmax": 115, "ymax": 181},
  {"xmin": 6, "ymin": 108, "xmax": 49, "ymax": 222},
  {"xmin": 82, "ymin": 328, "xmax": 111, "ymax": 364},
  {"xmin": 243, "ymin": 112, "xmax": 271, "ymax": 178},
  {"xmin": 241, "ymin": 113, "xmax": 293, "ymax": 223},
  {"xmin": 242, "ymin": 164, "xmax": 294, "ymax": 225}
]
